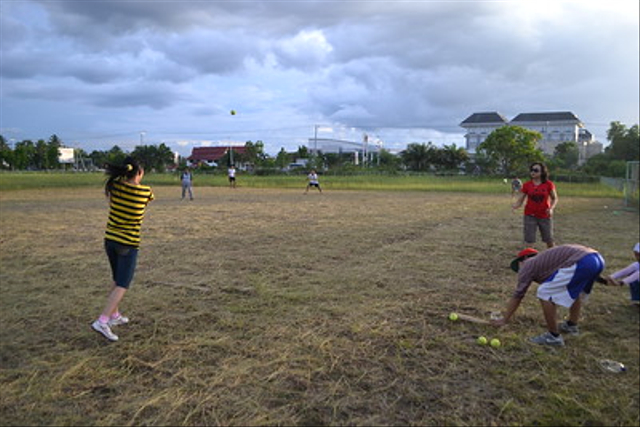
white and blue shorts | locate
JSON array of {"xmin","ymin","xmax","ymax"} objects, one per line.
[{"xmin": 537, "ymin": 253, "xmax": 605, "ymax": 307}]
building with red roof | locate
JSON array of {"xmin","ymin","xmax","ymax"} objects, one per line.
[{"xmin": 187, "ymin": 146, "xmax": 248, "ymax": 167}]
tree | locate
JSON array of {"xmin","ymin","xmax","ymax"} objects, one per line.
[
  {"xmin": 33, "ymin": 139, "xmax": 48, "ymax": 169},
  {"xmin": 605, "ymin": 121, "xmax": 639, "ymax": 161},
  {"xmin": 131, "ymin": 143, "xmax": 174, "ymax": 172},
  {"xmin": 155, "ymin": 143, "xmax": 175, "ymax": 172},
  {"xmin": 275, "ymin": 148, "xmax": 291, "ymax": 169},
  {"xmin": 582, "ymin": 153, "xmax": 627, "ymax": 178},
  {"xmin": 436, "ymin": 144, "xmax": 469, "ymax": 171},
  {"xmin": 553, "ymin": 141, "xmax": 579, "ymax": 170},
  {"xmin": 296, "ymin": 145, "xmax": 309, "ymax": 159},
  {"xmin": 13, "ymin": 140, "xmax": 35, "ymax": 170},
  {"xmin": 581, "ymin": 121, "xmax": 639, "ymax": 177},
  {"xmin": 376, "ymin": 149, "xmax": 400, "ymax": 171},
  {"xmin": 401, "ymin": 142, "xmax": 437, "ymax": 171},
  {"xmin": 0, "ymin": 135, "xmax": 13, "ymax": 169},
  {"xmin": 107, "ymin": 145, "xmax": 127, "ymax": 165},
  {"xmin": 46, "ymin": 135, "xmax": 62, "ymax": 170},
  {"xmin": 477, "ymin": 125, "xmax": 544, "ymax": 175},
  {"xmin": 242, "ymin": 141, "xmax": 268, "ymax": 166}
]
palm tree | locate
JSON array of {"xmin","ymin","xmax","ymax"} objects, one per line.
[{"xmin": 401, "ymin": 142, "xmax": 437, "ymax": 171}]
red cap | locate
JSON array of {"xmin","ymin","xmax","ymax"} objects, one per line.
[{"xmin": 510, "ymin": 248, "xmax": 539, "ymax": 272}]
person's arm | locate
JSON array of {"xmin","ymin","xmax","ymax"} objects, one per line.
[
  {"xmin": 512, "ymin": 192, "xmax": 526, "ymax": 210},
  {"xmin": 548, "ymin": 188, "xmax": 558, "ymax": 216},
  {"xmin": 608, "ymin": 263, "xmax": 639, "ymax": 284},
  {"xmin": 491, "ymin": 296, "xmax": 523, "ymax": 326}
]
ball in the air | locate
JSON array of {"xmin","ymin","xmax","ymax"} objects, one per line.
[
  {"xmin": 449, "ymin": 312, "xmax": 459, "ymax": 321},
  {"xmin": 477, "ymin": 336, "xmax": 488, "ymax": 345},
  {"xmin": 490, "ymin": 338, "xmax": 501, "ymax": 348},
  {"xmin": 230, "ymin": 110, "xmax": 236, "ymax": 115}
]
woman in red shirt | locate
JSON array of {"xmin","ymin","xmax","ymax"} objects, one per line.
[{"xmin": 512, "ymin": 162, "xmax": 558, "ymax": 248}]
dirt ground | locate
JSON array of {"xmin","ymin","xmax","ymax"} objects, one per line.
[{"xmin": 0, "ymin": 186, "xmax": 638, "ymax": 426}]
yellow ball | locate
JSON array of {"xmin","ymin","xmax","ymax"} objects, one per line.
[
  {"xmin": 230, "ymin": 110, "xmax": 236, "ymax": 115},
  {"xmin": 477, "ymin": 336, "xmax": 488, "ymax": 345},
  {"xmin": 490, "ymin": 338, "xmax": 501, "ymax": 348},
  {"xmin": 449, "ymin": 312, "xmax": 459, "ymax": 321}
]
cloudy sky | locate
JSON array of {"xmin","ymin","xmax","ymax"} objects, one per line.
[{"xmin": 1, "ymin": 0, "xmax": 638, "ymax": 156}]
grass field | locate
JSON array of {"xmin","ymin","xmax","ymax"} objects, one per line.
[
  {"xmin": 0, "ymin": 171, "xmax": 624, "ymax": 198},
  {"xmin": 0, "ymin": 184, "xmax": 638, "ymax": 426}
]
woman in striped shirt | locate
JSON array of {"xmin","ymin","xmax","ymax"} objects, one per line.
[{"xmin": 92, "ymin": 157, "xmax": 154, "ymax": 342}]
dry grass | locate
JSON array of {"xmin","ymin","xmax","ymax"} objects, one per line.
[{"xmin": 0, "ymin": 186, "xmax": 638, "ymax": 426}]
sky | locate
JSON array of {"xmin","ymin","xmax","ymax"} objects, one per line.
[{"xmin": 1, "ymin": 0, "xmax": 638, "ymax": 157}]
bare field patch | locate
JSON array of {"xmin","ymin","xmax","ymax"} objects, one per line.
[{"xmin": 1, "ymin": 187, "xmax": 638, "ymax": 426}]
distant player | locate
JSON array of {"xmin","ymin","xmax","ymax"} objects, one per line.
[
  {"xmin": 304, "ymin": 169, "xmax": 322, "ymax": 194},
  {"xmin": 228, "ymin": 165, "xmax": 237, "ymax": 188},
  {"xmin": 92, "ymin": 157, "xmax": 154, "ymax": 342},
  {"xmin": 180, "ymin": 167, "xmax": 194, "ymax": 200},
  {"xmin": 510, "ymin": 176, "xmax": 522, "ymax": 198}
]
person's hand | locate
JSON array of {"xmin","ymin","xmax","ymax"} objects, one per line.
[
  {"xmin": 547, "ymin": 207, "xmax": 554, "ymax": 217},
  {"xmin": 606, "ymin": 276, "xmax": 622, "ymax": 286},
  {"xmin": 491, "ymin": 316, "xmax": 507, "ymax": 327}
]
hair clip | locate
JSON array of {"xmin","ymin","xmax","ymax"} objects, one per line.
[{"xmin": 126, "ymin": 164, "xmax": 133, "ymax": 172}]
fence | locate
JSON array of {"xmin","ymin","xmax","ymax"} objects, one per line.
[{"xmin": 624, "ymin": 161, "xmax": 639, "ymax": 209}]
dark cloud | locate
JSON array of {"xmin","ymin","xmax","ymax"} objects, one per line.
[{"xmin": 1, "ymin": 1, "xmax": 638, "ymax": 152}]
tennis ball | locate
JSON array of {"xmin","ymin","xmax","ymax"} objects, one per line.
[
  {"xmin": 490, "ymin": 338, "xmax": 501, "ymax": 348},
  {"xmin": 449, "ymin": 312, "xmax": 459, "ymax": 321},
  {"xmin": 230, "ymin": 110, "xmax": 236, "ymax": 115},
  {"xmin": 477, "ymin": 336, "xmax": 488, "ymax": 345}
]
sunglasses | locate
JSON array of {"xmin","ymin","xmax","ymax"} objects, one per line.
[{"xmin": 530, "ymin": 168, "xmax": 541, "ymax": 172}]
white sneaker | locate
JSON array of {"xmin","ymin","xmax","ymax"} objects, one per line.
[
  {"xmin": 529, "ymin": 331, "xmax": 564, "ymax": 346},
  {"xmin": 92, "ymin": 320, "xmax": 119, "ymax": 341},
  {"xmin": 108, "ymin": 314, "xmax": 129, "ymax": 327},
  {"xmin": 558, "ymin": 320, "xmax": 579, "ymax": 336}
]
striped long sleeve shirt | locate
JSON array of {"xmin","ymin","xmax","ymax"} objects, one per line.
[
  {"xmin": 514, "ymin": 244, "xmax": 598, "ymax": 299},
  {"xmin": 105, "ymin": 180, "xmax": 154, "ymax": 248}
]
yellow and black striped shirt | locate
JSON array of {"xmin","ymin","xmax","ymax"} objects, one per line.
[{"xmin": 105, "ymin": 180, "xmax": 154, "ymax": 248}]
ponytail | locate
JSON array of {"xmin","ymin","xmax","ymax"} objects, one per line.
[{"xmin": 105, "ymin": 157, "xmax": 141, "ymax": 196}]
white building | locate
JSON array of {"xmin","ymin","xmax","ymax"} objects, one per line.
[
  {"xmin": 307, "ymin": 137, "xmax": 362, "ymax": 154},
  {"xmin": 460, "ymin": 111, "xmax": 602, "ymax": 165},
  {"xmin": 459, "ymin": 112, "xmax": 509, "ymax": 152}
]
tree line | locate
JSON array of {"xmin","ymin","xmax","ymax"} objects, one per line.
[
  {"xmin": 472, "ymin": 121, "xmax": 638, "ymax": 177},
  {"xmin": 1, "ymin": 121, "xmax": 637, "ymax": 177}
]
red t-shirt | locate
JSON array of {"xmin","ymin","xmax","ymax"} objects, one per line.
[{"xmin": 522, "ymin": 180, "xmax": 555, "ymax": 219}]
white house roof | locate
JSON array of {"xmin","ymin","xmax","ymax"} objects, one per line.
[
  {"xmin": 510, "ymin": 112, "xmax": 581, "ymax": 123},
  {"xmin": 460, "ymin": 112, "xmax": 509, "ymax": 125}
]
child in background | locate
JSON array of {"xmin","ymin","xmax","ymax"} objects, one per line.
[
  {"xmin": 304, "ymin": 169, "xmax": 322, "ymax": 194},
  {"xmin": 228, "ymin": 165, "xmax": 237, "ymax": 188},
  {"xmin": 605, "ymin": 242, "xmax": 640, "ymax": 305},
  {"xmin": 92, "ymin": 157, "xmax": 154, "ymax": 341},
  {"xmin": 511, "ymin": 176, "xmax": 522, "ymax": 198},
  {"xmin": 180, "ymin": 167, "xmax": 194, "ymax": 200}
]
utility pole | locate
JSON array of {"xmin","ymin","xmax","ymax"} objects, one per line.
[{"xmin": 314, "ymin": 125, "xmax": 318, "ymax": 155}]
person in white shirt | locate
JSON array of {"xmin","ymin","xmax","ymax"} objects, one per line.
[
  {"xmin": 304, "ymin": 169, "xmax": 322, "ymax": 194},
  {"xmin": 228, "ymin": 165, "xmax": 236, "ymax": 188}
]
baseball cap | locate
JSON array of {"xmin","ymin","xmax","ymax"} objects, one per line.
[
  {"xmin": 634, "ymin": 243, "xmax": 640, "ymax": 253},
  {"xmin": 510, "ymin": 248, "xmax": 539, "ymax": 272}
]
